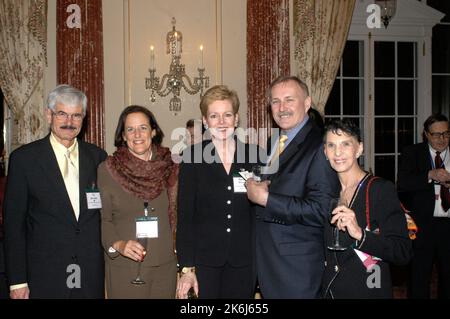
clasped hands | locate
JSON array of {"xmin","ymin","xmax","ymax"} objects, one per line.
[{"xmin": 429, "ymin": 168, "xmax": 450, "ymax": 188}]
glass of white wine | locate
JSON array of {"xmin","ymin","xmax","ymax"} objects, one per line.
[
  {"xmin": 131, "ymin": 235, "xmax": 148, "ymax": 285},
  {"xmin": 327, "ymin": 197, "xmax": 348, "ymax": 251}
]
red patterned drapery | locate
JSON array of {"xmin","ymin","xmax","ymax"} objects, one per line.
[
  {"xmin": 247, "ymin": 0, "xmax": 290, "ymax": 146},
  {"xmin": 57, "ymin": 0, "xmax": 105, "ymax": 148}
]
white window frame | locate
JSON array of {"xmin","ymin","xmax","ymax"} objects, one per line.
[{"xmin": 346, "ymin": 0, "xmax": 443, "ymax": 178}]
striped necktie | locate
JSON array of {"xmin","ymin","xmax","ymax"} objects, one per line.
[{"xmin": 435, "ymin": 151, "xmax": 450, "ymax": 211}]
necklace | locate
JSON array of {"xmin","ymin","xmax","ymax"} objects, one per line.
[{"xmin": 341, "ymin": 172, "xmax": 370, "ymax": 208}]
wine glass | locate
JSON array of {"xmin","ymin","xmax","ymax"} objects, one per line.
[
  {"xmin": 252, "ymin": 165, "xmax": 262, "ymax": 182},
  {"xmin": 327, "ymin": 197, "xmax": 348, "ymax": 251},
  {"xmin": 131, "ymin": 235, "xmax": 148, "ymax": 285}
]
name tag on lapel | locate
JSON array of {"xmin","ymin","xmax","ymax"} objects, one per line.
[
  {"xmin": 86, "ymin": 188, "xmax": 102, "ymax": 209},
  {"xmin": 233, "ymin": 174, "xmax": 247, "ymax": 193},
  {"xmin": 136, "ymin": 216, "xmax": 158, "ymax": 238}
]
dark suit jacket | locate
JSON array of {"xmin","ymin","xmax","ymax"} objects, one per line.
[
  {"xmin": 177, "ymin": 140, "xmax": 261, "ymax": 269},
  {"xmin": 3, "ymin": 135, "xmax": 107, "ymax": 298},
  {"xmin": 397, "ymin": 142, "xmax": 436, "ymax": 234},
  {"xmin": 255, "ymin": 119, "xmax": 340, "ymax": 299}
]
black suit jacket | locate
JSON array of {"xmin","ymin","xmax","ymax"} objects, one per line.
[
  {"xmin": 3, "ymin": 135, "xmax": 107, "ymax": 298},
  {"xmin": 177, "ymin": 140, "xmax": 261, "ymax": 269},
  {"xmin": 255, "ymin": 119, "xmax": 340, "ymax": 299},
  {"xmin": 397, "ymin": 142, "xmax": 438, "ymax": 243}
]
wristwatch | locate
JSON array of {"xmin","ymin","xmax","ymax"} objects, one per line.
[{"xmin": 180, "ymin": 266, "xmax": 196, "ymax": 274}]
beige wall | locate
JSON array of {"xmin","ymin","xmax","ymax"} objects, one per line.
[
  {"xmin": 44, "ymin": 0, "xmax": 247, "ymax": 154},
  {"xmin": 102, "ymin": 0, "xmax": 247, "ymax": 154}
]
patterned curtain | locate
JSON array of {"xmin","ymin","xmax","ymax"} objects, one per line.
[
  {"xmin": 57, "ymin": 0, "xmax": 105, "ymax": 149},
  {"xmin": 247, "ymin": 0, "xmax": 290, "ymax": 146},
  {"xmin": 0, "ymin": 0, "xmax": 48, "ymax": 145},
  {"xmin": 293, "ymin": 0, "xmax": 355, "ymax": 115}
]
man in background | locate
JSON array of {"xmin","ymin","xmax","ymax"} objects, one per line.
[{"xmin": 398, "ymin": 113, "xmax": 450, "ymax": 299}]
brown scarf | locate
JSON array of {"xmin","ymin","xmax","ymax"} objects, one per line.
[{"xmin": 105, "ymin": 146, "xmax": 176, "ymax": 201}]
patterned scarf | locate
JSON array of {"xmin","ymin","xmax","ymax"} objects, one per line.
[{"xmin": 105, "ymin": 146, "xmax": 176, "ymax": 201}]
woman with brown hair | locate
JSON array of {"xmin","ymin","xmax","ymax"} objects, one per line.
[{"xmin": 98, "ymin": 105, "xmax": 178, "ymax": 298}]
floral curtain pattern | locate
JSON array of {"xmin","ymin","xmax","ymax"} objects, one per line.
[
  {"xmin": 293, "ymin": 0, "xmax": 355, "ymax": 115},
  {"xmin": 57, "ymin": 0, "xmax": 105, "ymax": 149},
  {"xmin": 247, "ymin": 0, "xmax": 290, "ymax": 146},
  {"xmin": 0, "ymin": 0, "xmax": 48, "ymax": 145}
]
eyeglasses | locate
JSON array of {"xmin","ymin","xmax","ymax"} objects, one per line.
[
  {"xmin": 429, "ymin": 131, "xmax": 450, "ymax": 139},
  {"xmin": 52, "ymin": 111, "xmax": 84, "ymax": 122}
]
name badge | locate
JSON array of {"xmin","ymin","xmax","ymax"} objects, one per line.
[
  {"xmin": 86, "ymin": 191, "xmax": 102, "ymax": 209},
  {"xmin": 233, "ymin": 175, "xmax": 247, "ymax": 193},
  {"xmin": 136, "ymin": 216, "xmax": 158, "ymax": 238}
]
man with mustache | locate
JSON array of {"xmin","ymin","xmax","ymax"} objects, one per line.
[
  {"xmin": 246, "ymin": 76, "xmax": 339, "ymax": 298},
  {"xmin": 3, "ymin": 85, "xmax": 107, "ymax": 298}
]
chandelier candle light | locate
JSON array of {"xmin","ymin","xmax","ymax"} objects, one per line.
[{"xmin": 145, "ymin": 17, "xmax": 209, "ymax": 115}]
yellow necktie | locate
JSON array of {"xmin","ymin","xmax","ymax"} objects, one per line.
[
  {"xmin": 63, "ymin": 148, "xmax": 80, "ymax": 220},
  {"xmin": 277, "ymin": 134, "xmax": 288, "ymax": 156},
  {"xmin": 270, "ymin": 134, "xmax": 288, "ymax": 166}
]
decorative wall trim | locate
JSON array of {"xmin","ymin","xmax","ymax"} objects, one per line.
[
  {"xmin": 247, "ymin": 0, "xmax": 290, "ymax": 146},
  {"xmin": 57, "ymin": 0, "xmax": 105, "ymax": 148}
]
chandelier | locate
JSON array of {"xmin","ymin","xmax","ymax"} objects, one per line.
[
  {"xmin": 375, "ymin": 0, "xmax": 397, "ymax": 28},
  {"xmin": 145, "ymin": 17, "xmax": 209, "ymax": 115}
]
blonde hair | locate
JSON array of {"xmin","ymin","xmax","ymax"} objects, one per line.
[{"xmin": 199, "ymin": 85, "xmax": 240, "ymax": 117}]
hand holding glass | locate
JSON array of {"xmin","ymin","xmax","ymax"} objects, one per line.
[
  {"xmin": 131, "ymin": 235, "xmax": 148, "ymax": 285},
  {"xmin": 327, "ymin": 198, "xmax": 348, "ymax": 251}
]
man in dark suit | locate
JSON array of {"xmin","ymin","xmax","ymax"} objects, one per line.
[
  {"xmin": 3, "ymin": 85, "xmax": 107, "ymax": 299},
  {"xmin": 398, "ymin": 113, "xmax": 450, "ymax": 299},
  {"xmin": 246, "ymin": 76, "xmax": 339, "ymax": 298}
]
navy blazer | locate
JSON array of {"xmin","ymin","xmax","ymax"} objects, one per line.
[
  {"xmin": 255, "ymin": 119, "xmax": 340, "ymax": 298},
  {"xmin": 3, "ymin": 135, "xmax": 107, "ymax": 298}
]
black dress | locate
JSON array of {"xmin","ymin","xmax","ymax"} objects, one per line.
[{"xmin": 322, "ymin": 175, "xmax": 412, "ymax": 299}]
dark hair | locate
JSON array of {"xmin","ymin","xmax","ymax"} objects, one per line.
[
  {"xmin": 186, "ymin": 118, "xmax": 206, "ymax": 134},
  {"xmin": 308, "ymin": 108, "xmax": 324, "ymax": 131},
  {"xmin": 186, "ymin": 119, "xmax": 195, "ymax": 128},
  {"xmin": 324, "ymin": 118, "xmax": 362, "ymax": 143},
  {"xmin": 423, "ymin": 113, "xmax": 449, "ymax": 133},
  {"xmin": 267, "ymin": 75, "xmax": 310, "ymax": 102},
  {"xmin": 114, "ymin": 105, "xmax": 164, "ymax": 147}
]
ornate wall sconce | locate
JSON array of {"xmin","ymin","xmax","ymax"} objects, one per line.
[{"xmin": 145, "ymin": 17, "xmax": 209, "ymax": 115}]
